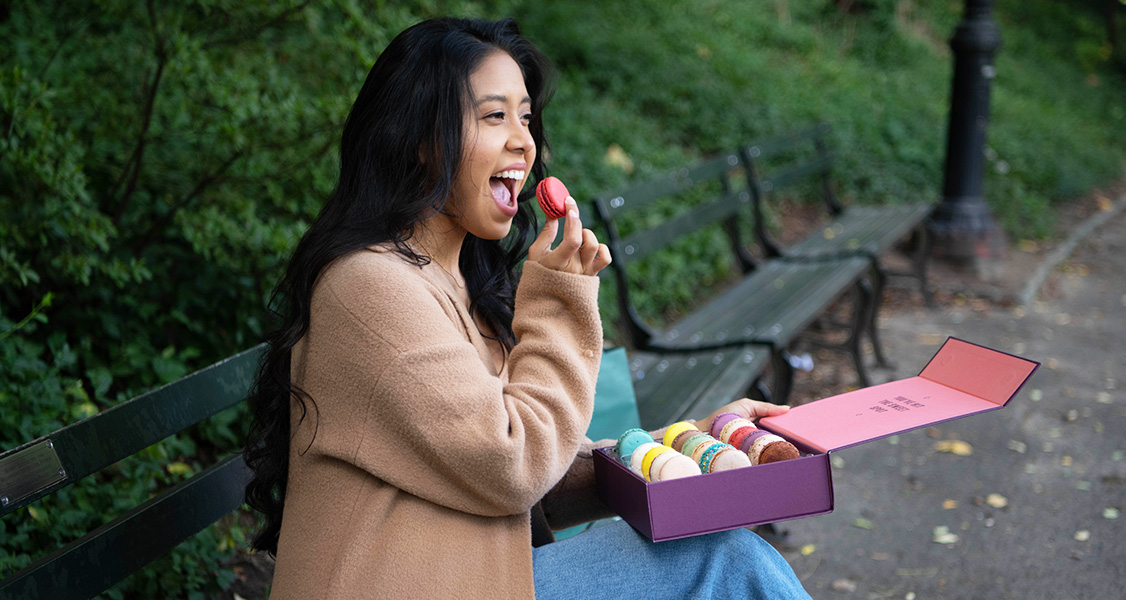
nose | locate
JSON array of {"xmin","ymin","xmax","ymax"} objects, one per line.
[{"xmin": 507, "ymin": 120, "xmax": 535, "ymax": 156}]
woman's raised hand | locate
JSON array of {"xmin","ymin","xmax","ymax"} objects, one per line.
[
  {"xmin": 695, "ymin": 398, "xmax": 791, "ymax": 438},
  {"xmin": 528, "ymin": 196, "xmax": 612, "ymax": 276}
]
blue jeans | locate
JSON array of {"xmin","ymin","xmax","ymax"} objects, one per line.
[{"xmin": 532, "ymin": 520, "xmax": 811, "ymax": 600}]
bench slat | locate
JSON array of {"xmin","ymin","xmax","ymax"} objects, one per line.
[
  {"xmin": 0, "ymin": 453, "xmax": 251, "ymax": 600},
  {"xmin": 655, "ymin": 257, "xmax": 869, "ymax": 350},
  {"xmin": 630, "ymin": 346, "xmax": 769, "ymax": 429},
  {"xmin": 758, "ymin": 151, "xmax": 835, "ymax": 193},
  {"xmin": 0, "ymin": 344, "xmax": 264, "ymax": 518},
  {"xmin": 615, "ymin": 189, "xmax": 749, "ymax": 265},
  {"xmin": 595, "ymin": 153, "xmax": 740, "ymax": 219},
  {"xmin": 742, "ymin": 123, "xmax": 828, "ymax": 158}
]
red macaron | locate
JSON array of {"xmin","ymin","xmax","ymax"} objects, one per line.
[{"xmin": 535, "ymin": 176, "xmax": 569, "ymax": 219}]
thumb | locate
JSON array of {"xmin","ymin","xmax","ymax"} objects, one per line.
[{"xmin": 528, "ymin": 216, "xmax": 560, "ymax": 259}]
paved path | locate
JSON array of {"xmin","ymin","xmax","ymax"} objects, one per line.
[{"xmin": 776, "ymin": 202, "xmax": 1125, "ymax": 599}]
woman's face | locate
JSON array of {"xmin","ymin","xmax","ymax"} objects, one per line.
[{"xmin": 448, "ymin": 50, "xmax": 537, "ymax": 241}]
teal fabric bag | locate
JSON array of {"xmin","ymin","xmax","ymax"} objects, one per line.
[
  {"xmin": 585, "ymin": 347, "xmax": 641, "ymax": 442},
  {"xmin": 553, "ymin": 347, "xmax": 639, "ymax": 541}
]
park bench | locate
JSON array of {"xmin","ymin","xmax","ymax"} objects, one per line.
[
  {"xmin": 0, "ymin": 345, "xmax": 263, "ymax": 599},
  {"xmin": 590, "ymin": 151, "xmax": 877, "ymax": 417},
  {"xmin": 741, "ymin": 123, "xmax": 936, "ymax": 364},
  {"xmin": 0, "ymin": 344, "xmax": 652, "ymax": 596}
]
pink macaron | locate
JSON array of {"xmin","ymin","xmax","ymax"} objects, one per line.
[{"xmin": 535, "ymin": 176, "xmax": 569, "ymax": 219}]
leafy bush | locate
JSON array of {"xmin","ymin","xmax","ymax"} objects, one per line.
[{"xmin": 2, "ymin": 0, "xmax": 1124, "ymax": 597}]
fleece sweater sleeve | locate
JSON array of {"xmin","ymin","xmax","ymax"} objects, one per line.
[{"xmin": 294, "ymin": 255, "xmax": 602, "ymax": 518}]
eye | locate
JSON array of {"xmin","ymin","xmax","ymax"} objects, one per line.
[
  {"xmin": 521, "ymin": 112, "xmax": 534, "ymax": 124},
  {"xmin": 483, "ymin": 111, "xmax": 505, "ymax": 122}
]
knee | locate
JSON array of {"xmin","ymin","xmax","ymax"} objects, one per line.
[{"xmin": 703, "ymin": 529, "xmax": 810, "ymax": 598}]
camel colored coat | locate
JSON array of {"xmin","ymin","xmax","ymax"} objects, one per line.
[{"xmin": 268, "ymin": 248, "xmax": 607, "ymax": 599}]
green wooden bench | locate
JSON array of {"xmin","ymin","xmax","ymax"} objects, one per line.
[
  {"xmin": 0, "ymin": 344, "xmax": 657, "ymax": 596},
  {"xmin": 741, "ymin": 123, "xmax": 936, "ymax": 365},
  {"xmin": 591, "ymin": 152, "xmax": 877, "ymax": 412},
  {"xmin": 0, "ymin": 345, "xmax": 263, "ymax": 599}
]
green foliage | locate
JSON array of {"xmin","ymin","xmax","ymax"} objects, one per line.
[{"xmin": 2, "ymin": 0, "xmax": 1125, "ymax": 596}]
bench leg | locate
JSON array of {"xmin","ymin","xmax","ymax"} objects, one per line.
[
  {"xmin": 866, "ymin": 261, "xmax": 894, "ymax": 370},
  {"xmin": 848, "ymin": 279, "xmax": 874, "ymax": 389},
  {"xmin": 914, "ymin": 225, "xmax": 938, "ymax": 309},
  {"xmin": 770, "ymin": 350, "xmax": 795, "ymax": 406}
]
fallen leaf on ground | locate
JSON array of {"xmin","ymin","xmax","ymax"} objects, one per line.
[
  {"xmin": 1008, "ymin": 440, "xmax": 1027, "ymax": 453},
  {"xmin": 942, "ymin": 499, "xmax": 957, "ymax": 510},
  {"xmin": 832, "ymin": 579, "xmax": 858, "ymax": 593},
  {"xmin": 1029, "ymin": 389, "xmax": 1043, "ymax": 401},
  {"xmin": 853, "ymin": 517, "xmax": 875, "ymax": 530},
  {"xmin": 1074, "ymin": 530, "xmax": 1091, "ymax": 542},
  {"xmin": 986, "ymin": 493, "xmax": 1008, "ymax": 508},
  {"xmin": 1096, "ymin": 392, "xmax": 1112, "ymax": 404},
  {"xmin": 934, "ymin": 440, "xmax": 973, "ymax": 456},
  {"xmin": 1103, "ymin": 508, "xmax": 1120, "ymax": 519},
  {"xmin": 801, "ymin": 544, "xmax": 817, "ymax": 556},
  {"xmin": 1096, "ymin": 195, "xmax": 1113, "ymax": 211},
  {"xmin": 933, "ymin": 525, "xmax": 959, "ymax": 544}
]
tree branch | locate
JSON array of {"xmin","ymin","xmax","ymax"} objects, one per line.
[
  {"xmin": 109, "ymin": 0, "xmax": 168, "ymax": 225},
  {"xmin": 202, "ymin": 0, "xmax": 316, "ymax": 50},
  {"xmin": 128, "ymin": 149, "xmax": 245, "ymax": 254}
]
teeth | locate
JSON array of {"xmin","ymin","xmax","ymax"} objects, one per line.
[{"xmin": 492, "ymin": 169, "xmax": 525, "ymax": 180}]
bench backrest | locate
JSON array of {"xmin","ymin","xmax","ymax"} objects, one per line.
[
  {"xmin": 0, "ymin": 344, "xmax": 263, "ymax": 599},
  {"xmin": 591, "ymin": 152, "xmax": 758, "ymax": 349},
  {"xmin": 741, "ymin": 123, "xmax": 842, "ymax": 257}
]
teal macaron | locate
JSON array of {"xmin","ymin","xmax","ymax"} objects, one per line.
[{"xmin": 616, "ymin": 428, "xmax": 655, "ymax": 465}]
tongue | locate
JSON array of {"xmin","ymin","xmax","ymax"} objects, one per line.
[{"xmin": 490, "ymin": 178, "xmax": 512, "ymax": 206}]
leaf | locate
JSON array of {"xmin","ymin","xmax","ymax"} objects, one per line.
[
  {"xmin": 932, "ymin": 525, "xmax": 959, "ymax": 544},
  {"xmin": 853, "ymin": 517, "xmax": 875, "ymax": 530},
  {"xmin": 1074, "ymin": 530, "xmax": 1091, "ymax": 542},
  {"xmin": 800, "ymin": 544, "xmax": 817, "ymax": 556},
  {"xmin": 1103, "ymin": 508, "xmax": 1120, "ymax": 519},
  {"xmin": 986, "ymin": 493, "xmax": 1008, "ymax": 508},
  {"xmin": 934, "ymin": 440, "xmax": 973, "ymax": 456},
  {"xmin": 167, "ymin": 462, "xmax": 193, "ymax": 477}
]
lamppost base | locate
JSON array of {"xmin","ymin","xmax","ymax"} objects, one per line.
[{"xmin": 929, "ymin": 196, "xmax": 1007, "ymax": 282}]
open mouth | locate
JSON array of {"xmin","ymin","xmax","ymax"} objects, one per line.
[{"xmin": 489, "ymin": 169, "xmax": 524, "ymax": 216}]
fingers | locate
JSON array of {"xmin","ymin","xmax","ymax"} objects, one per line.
[
  {"xmin": 579, "ymin": 228, "xmax": 599, "ymax": 272},
  {"xmin": 739, "ymin": 398, "xmax": 790, "ymax": 420},
  {"xmin": 590, "ymin": 242, "xmax": 612, "ymax": 275},
  {"xmin": 527, "ymin": 196, "xmax": 612, "ymax": 275},
  {"xmin": 528, "ymin": 214, "xmax": 560, "ymax": 260},
  {"xmin": 698, "ymin": 398, "xmax": 789, "ymax": 433},
  {"xmin": 554, "ymin": 197, "xmax": 583, "ymax": 258}
]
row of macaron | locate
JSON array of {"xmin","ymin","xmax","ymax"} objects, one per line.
[{"xmin": 614, "ymin": 413, "xmax": 801, "ymax": 482}]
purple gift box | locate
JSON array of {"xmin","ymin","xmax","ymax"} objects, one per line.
[{"xmin": 594, "ymin": 338, "xmax": 1039, "ymax": 542}]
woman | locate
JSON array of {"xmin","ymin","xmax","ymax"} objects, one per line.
[{"xmin": 244, "ymin": 17, "xmax": 810, "ymax": 599}]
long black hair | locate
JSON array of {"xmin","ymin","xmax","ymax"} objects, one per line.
[{"xmin": 243, "ymin": 17, "xmax": 555, "ymax": 556}]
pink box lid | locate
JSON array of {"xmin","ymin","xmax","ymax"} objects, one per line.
[{"xmin": 758, "ymin": 338, "xmax": 1039, "ymax": 454}]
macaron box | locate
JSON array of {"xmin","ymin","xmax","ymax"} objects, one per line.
[{"xmin": 593, "ymin": 337, "xmax": 1039, "ymax": 542}]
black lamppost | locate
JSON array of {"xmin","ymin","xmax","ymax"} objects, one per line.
[{"xmin": 930, "ymin": 0, "xmax": 1004, "ymax": 268}]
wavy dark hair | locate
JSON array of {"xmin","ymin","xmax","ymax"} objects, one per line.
[{"xmin": 243, "ymin": 17, "xmax": 555, "ymax": 556}]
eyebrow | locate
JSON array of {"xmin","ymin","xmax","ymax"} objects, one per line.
[{"xmin": 475, "ymin": 94, "xmax": 533, "ymax": 106}]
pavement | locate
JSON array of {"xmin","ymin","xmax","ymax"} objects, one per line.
[{"xmin": 772, "ymin": 190, "xmax": 1126, "ymax": 599}]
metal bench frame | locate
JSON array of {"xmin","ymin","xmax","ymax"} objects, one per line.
[
  {"xmin": 591, "ymin": 152, "xmax": 877, "ymax": 412},
  {"xmin": 0, "ymin": 346, "xmax": 263, "ymax": 600},
  {"xmin": 742, "ymin": 123, "xmax": 937, "ymax": 365}
]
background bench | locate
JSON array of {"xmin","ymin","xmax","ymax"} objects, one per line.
[
  {"xmin": 742, "ymin": 123, "xmax": 936, "ymax": 365},
  {"xmin": 590, "ymin": 152, "xmax": 877, "ymax": 414}
]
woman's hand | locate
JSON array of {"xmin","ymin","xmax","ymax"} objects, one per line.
[
  {"xmin": 528, "ymin": 197, "xmax": 611, "ymax": 276},
  {"xmin": 695, "ymin": 398, "xmax": 790, "ymax": 438}
]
